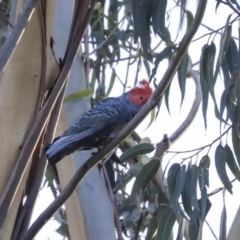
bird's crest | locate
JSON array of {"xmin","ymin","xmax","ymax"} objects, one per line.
[{"xmin": 129, "ymin": 80, "xmax": 152, "ymax": 105}]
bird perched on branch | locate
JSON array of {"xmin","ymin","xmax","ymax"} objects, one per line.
[{"xmin": 45, "ymin": 80, "xmax": 152, "ymax": 165}]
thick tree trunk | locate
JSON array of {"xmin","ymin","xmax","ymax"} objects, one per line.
[
  {"xmin": 53, "ymin": 0, "xmax": 116, "ymax": 239},
  {"xmin": 0, "ymin": 1, "xmax": 42, "ymax": 238}
]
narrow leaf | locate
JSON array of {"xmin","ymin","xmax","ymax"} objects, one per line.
[
  {"xmin": 226, "ymin": 38, "xmax": 240, "ymax": 76},
  {"xmin": 182, "ymin": 162, "xmax": 194, "ymax": 219},
  {"xmin": 151, "ymin": 46, "xmax": 172, "ymax": 79},
  {"xmin": 225, "ymin": 144, "xmax": 240, "ymax": 181},
  {"xmin": 219, "ymin": 191, "xmax": 227, "ymax": 240},
  {"xmin": 200, "ymin": 44, "xmax": 209, "ymax": 129},
  {"xmin": 63, "ymin": 89, "xmax": 92, "ymax": 103},
  {"xmin": 131, "ymin": 0, "xmax": 152, "ymax": 59},
  {"xmin": 120, "ymin": 143, "xmax": 154, "ymax": 162},
  {"xmin": 186, "ymin": 10, "xmax": 194, "ymax": 29},
  {"xmin": 177, "ymin": 53, "xmax": 189, "ymax": 106},
  {"xmin": 106, "ymin": 68, "xmax": 116, "ymax": 96},
  {"xmin": 151, "ymin": 0, "xmax": 167, "ymax": 38},
  {"xmin": 145, "ymin": 108, "xmax": 156, "ymax": 130},
  {"xmin": 131, "ymin": 160, "xmax": 160, "ymax": 197},
  {"xmin": 167, "ymin": 163, "xmax": 180, "ymax": 205},
  {"xmin": 199, "ymin": 155, "xmax": 210, "ymax": 189},
  {"xmin": 167, "ymin": 164, "xmax": 186, "ymax": 217},
  {"xmin": 215, "ymin": 144, "xmax": 233, "ymax": 194},
  {"xmin": 157, "ymin": 204, "xmax": 176, "ymax": 240},
  {"xmin": 232, "ymin": 128, "xmax": 240, "ymax": 167}
]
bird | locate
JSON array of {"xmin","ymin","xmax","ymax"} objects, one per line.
[{"xmin": 45, "ymin": 80, "xmax": 152, "ymax": 165}]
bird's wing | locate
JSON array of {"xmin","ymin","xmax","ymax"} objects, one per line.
[{"xmin": 63, "ymin": 97, "xmax": 125, "ymax": 136}]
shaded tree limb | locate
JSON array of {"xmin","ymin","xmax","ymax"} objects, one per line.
[
  {"xmin": 22, "ymin": 1, "xmax": 207, "ymax": 239},
  {"xmin": 0, "ymin": 0, "xmax": 96, "ymax": 230}
]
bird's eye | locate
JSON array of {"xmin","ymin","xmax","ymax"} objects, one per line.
[{"xmin": 139, "ymin": 96, "xmax": 144, "ymax": 100}]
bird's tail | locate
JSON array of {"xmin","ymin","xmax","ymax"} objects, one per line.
[{"xmin": 45, "ymin": 134, "xmax": 85, "ymax": 165}]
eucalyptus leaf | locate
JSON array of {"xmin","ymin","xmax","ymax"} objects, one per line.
[
  {"xmin": 131, "ymin": 160, "xmax": 160, "ymax": 198},
  {"xmin": 177, "ymin": 53, "xmax": 189, "ymax": 106},
  {"xmin": 219, "ymin": 191, "xmax": 227, "ymax": 240},
  {"xmin": 226, "ymin": 38, "xmax": 240, "ymax": 76},
  {"xmin": 225, "ymin": 144, "xmax": 240, "ymax": 180},
  {"xmin": 156, "ymin": 204, "xmax": 176, "ymax": 240},
  {"xmin": 120, "ymin": 143, "xmax": 154, "ymax": 162},
  {"xmin": 64, "ymin": 89, "xmax": 92, "ymax": 103},
  {"xmin": 215, "ymin": 144, "xmax": 233, "ymax": 194},
  {"xmin": 151, "ymin": 0, "xmax": 167, "ymax": 38},
  {"xmin": 232, "ymin": 128, "xmax": 240, "ymax": 167},
  {"xmin": 106, "ymin": 68, "xmax": 116, "ymax": 96},
  {"xmin": 131, "ymin": 0, "xmax": 152, "ymax": 59}
]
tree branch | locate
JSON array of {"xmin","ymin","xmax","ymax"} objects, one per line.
[{"xmin": 22, "ymin": 1, "xmax": 207, "ymax": 239}]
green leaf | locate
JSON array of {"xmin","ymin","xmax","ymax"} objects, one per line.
[
  {"xmin": 221, "ymin": 58, "xmax": 231, "ymax": 88},
  {"xmin": 219, "ymin": 191, "xmax": 227, "ymax": 240},
  {"xmin": 167, "ymin": 164, "xmax": 186, "ymax": 218},
  {"xmin": 182, "ymin": 163, "xmax": 194, "ymax": 219},
  {"xmin": 167, "ymin": 163, "xmax": 180, "ymax": 204},
  {"xmin": 177, "ymin": 53, "xmax": 189, "ymax": 106},
  {"xmin": 226, "ymin": 38, "xmax": 240, "ymax": 76},
  {"xmin": 131, "ymin": 0, "xmax": 152, "ymax": 59},
  {"xmin": 63, "ymin": 89, "xmax": 92, "ymax": 103},
  {"xmin": 190, "ymin": 165, "xmax": 200, "ymax": 210},
  {"xmin": 186, "ymin": 10, "xmax": 194, "ymax": 29},
  {"xmin": 120, "ymin": 143, "xmax": 154, "ymax": 162},
  {"xmin": 233, "ymin": 112, "xmax": 240, "ymax": 139},
  {"xmin": 189, "ymin": 214, "xmax": 200, "ymax": 240},
  {"xmin": 151, "ymin": 0, "xmax": 167, "ymax": 38},
  {"xmin": 146, "ymin": 218, "xmax": 157, "ymax": 240},
  {"xmin": 201, "ymin": 42, "xmax": 222, "ymax": 123},
  {"xmin": 225, "ymin": 83, "xmax": 236, "ymax": 122},
  {"xmin": 214, "ymin": 16, "xmax": 232, "ymax": 83},
  {"xmin": 220, "ymin": 90, "xmax": 227, "ymax": 125},
  {"xmin": 151, "ymin": 46, "xmax": 172, "ymax": 79},
  {"xmin": 43, "ymin": 165, "xmax": 55, "ymax": 187},
  {"xmin": 225, "ymin": 144, "xmax": 240, "ymax": 181},
  {"xmin": 156, "ymin": 204, "xmax": 176, "ymax": 240},
  {"xmin": 145, "ymin": 108, "xmax": 156, "ymax": 130},
  {"xmin": 215, "ymin": 144, "xmax": 233, "ymax": 194},
  {"xmin": 232, "ymin": 128, "xmax": 240, "ymax": 167},
  {"xmin": 106, "ymin": 68, "xmax": 116, "ymax": 96},
  {"xmin": 199, "ymin": 155, "xmax": 210, "ymax": 189},
  {"xmin": 200, "ymin": 186, "xmax": 207, "ymax": 222},
  {"xmin": 200, "ymin": 44, "xmax": 209, "ymax": 129},
  {"xmin": 131, "ymin": 160, "xmax": 160, "ymax": 197},
  {"xmin": 55, "ymin": 221, "xmax": 69, "ymax": 237}
]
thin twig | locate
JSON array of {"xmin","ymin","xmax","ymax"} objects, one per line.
[
  {"xmin": 167, "ymin": 126, "xmax": 232, "ymax": 155},
  {"xmin": 103, "ymin": 165, "xmax": 124, "ymax": 240}
]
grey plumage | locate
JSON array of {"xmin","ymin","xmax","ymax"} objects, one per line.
[{"xmin": 45, "ymin": 92, "xmax": 142, "ymax": 164}]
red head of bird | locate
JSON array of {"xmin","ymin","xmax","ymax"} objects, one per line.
[{"xmin": 129, "ymin": 80, "xmax": 152, "ymax": 106}]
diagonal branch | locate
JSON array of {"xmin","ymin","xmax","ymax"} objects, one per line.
[{"xmin": 22, "ymin": 1, "xmax": 207, "ymax": 239}]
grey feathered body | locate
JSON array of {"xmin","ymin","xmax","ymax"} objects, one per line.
[{"xmin": 45, "ymin": 92, "xmax": 142, "ymax": 164}]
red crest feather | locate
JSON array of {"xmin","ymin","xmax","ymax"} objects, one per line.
[{"xmin": 129, "ymin": 80, "xmax": 152, "ymax": 105}]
